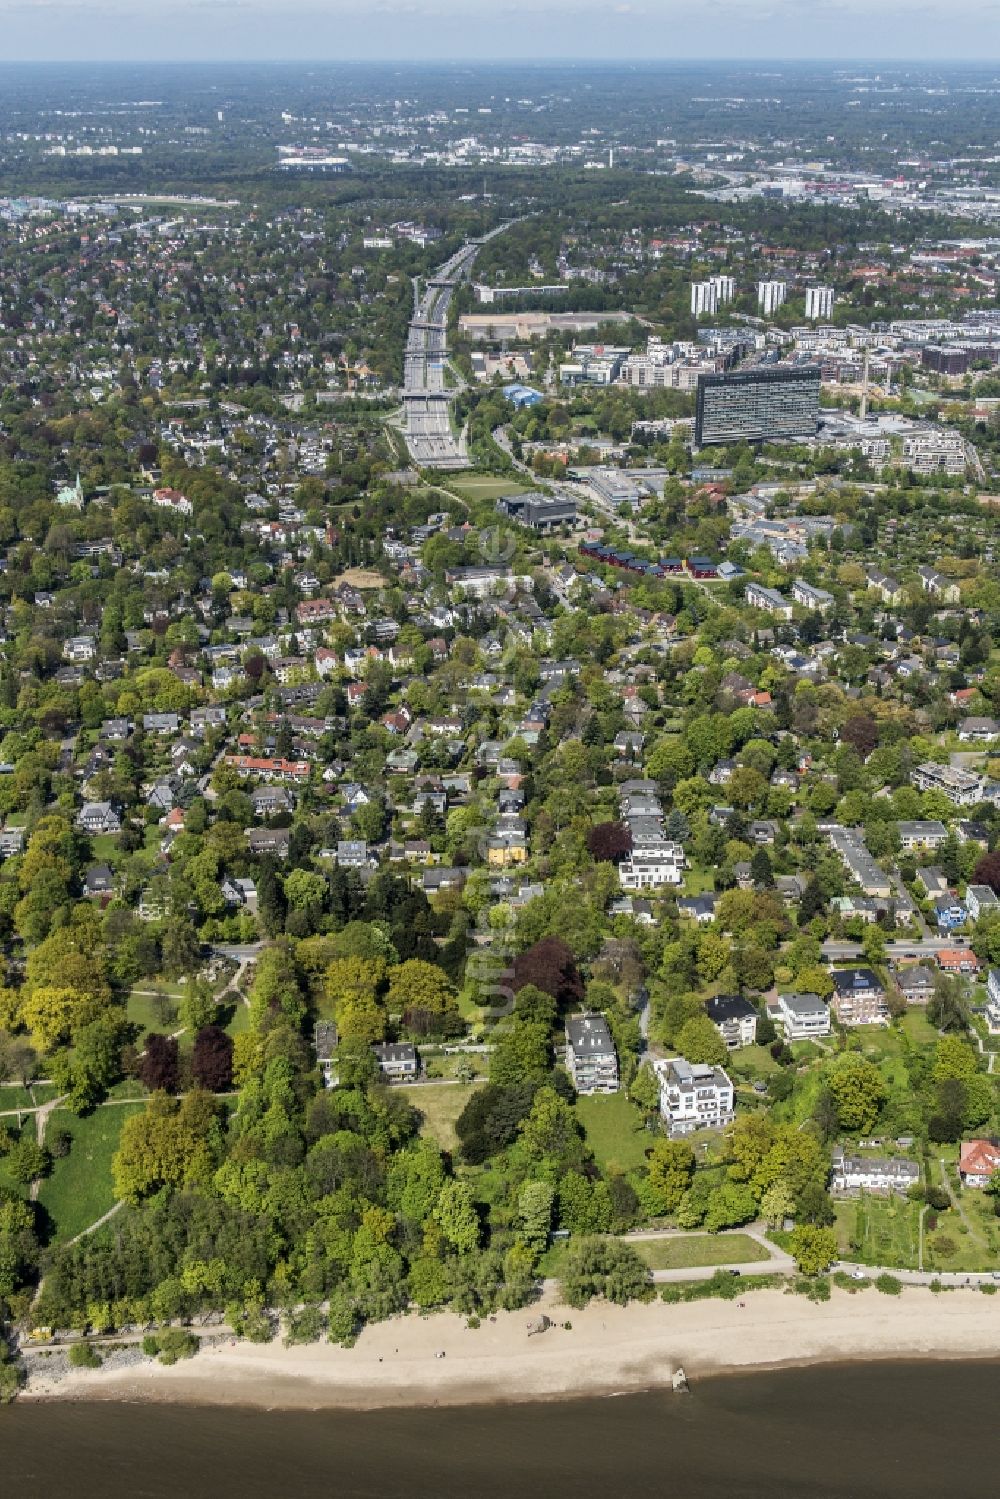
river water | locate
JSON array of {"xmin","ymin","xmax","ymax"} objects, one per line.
[{"xmin": 3, "ymin": 1360, "xmax": 998, "ymax": 1497}]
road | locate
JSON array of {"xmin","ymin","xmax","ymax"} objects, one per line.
[
  {"xmin": 821, "ymin": 938, "xmax": 955, "ymax": 960},
  {"xmin": 402, "ymin": 222, "xmax": 518, "ymax": 470},
  {"xmin": 833, "ymin": 1261, "xmax": 1000, "ymax": 1287}
]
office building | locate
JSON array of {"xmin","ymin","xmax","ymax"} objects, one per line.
[
  {"xmin": 695, "ymin": 365, "xmax": 821, "ymax": 446},
  {"xmin": 805, "ymin": 286, "xmax": 835, "ymax": 321},
  {"xmin": 758, "ymin": 280, "xmax": 787, "ymax": 316}
]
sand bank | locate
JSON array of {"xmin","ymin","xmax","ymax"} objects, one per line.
[{"xmin": 21, "ymin": 1285, "xmax": 1000, "ymax": 1410}]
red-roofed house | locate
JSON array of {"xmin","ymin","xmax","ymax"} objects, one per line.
[
  {"xmin": 959, "ymin": 1139, "xmax": 1000, "ymax": 1187},
  {"xmin": 936, "ymin": 948, "xmax": 981, "ymax": 975}
]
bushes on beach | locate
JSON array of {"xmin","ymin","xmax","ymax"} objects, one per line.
[
  {"xmin": 142, "ymin": 1328, "xmax": 199, "ymax": 1365},
  {"xmin": 284, "ymin": 1305, "xmax": 326, "ymax": 1346},
  {"xmin": 0, "ymin": 1336, "xmax": 22, "ymax": 1403},
  {"xmin": 559, "ymin": 1236, "xmax": 653, "ymax": 1308},
  {"xmin": 226, "ymin": 1300, "xmax": 274, "ymax": 1343},
  {"xmin": 875, "ymin": 1274, "xmax": 903, "ymax": 1296},
  {"xmin": 661, "ymin": 1272, "xmax": 780, "ymax": 1305},
  {"xmin": 68, "ymin": 1340, "xmax": 103, "ymax": 1370}
]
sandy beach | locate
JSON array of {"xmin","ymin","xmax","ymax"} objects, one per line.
[{"xmin": 21, "ymin": 1285, "xmax": 1000, "ymax": 1409}]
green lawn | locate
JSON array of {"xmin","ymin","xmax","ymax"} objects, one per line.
[
  {"xmin": 127, "ymin": 988, "xmax": 181, "ymax": 1036},
  {"xmin": 398, "ymin": 1082, "xmax": 481, "ymax": 1152},
  {"xmin": 0, "ymin": 1084, "xmax": 39, "ymax": 1113},
  {"xmin": 36, "ymin": 1103, "xmax": 144, "ymax": 1245},
  {"xmin": 220, "ymin": 999, "xmax": 251, "ymax": 1039},
  {"xmin": 574, "ymin": 1092, "xmax": 651, "ymax": 1174},
  {"xmin": 448, "ymin": 476, "xmax": 532, "ymax": 503},
  {"xmin": 88, "ymin": 834, "xmax": 121, "ymax": 863},
  {"xmin": 899, "ymin": 1010, "xmax": 940, "ymax": 1047},
  {"xmin": 633, "ymin": 1233, "xmax": 769, "ymax": 1271}
]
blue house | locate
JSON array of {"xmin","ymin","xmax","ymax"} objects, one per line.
[{"xmin": 934, "ymin": 895, "xmax": 967, "ymax": 930}]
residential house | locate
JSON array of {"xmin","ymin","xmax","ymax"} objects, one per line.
[
  {"xmin": 0, "ymin": 827, "xmax": 26, "ymax": 858},
  {"xmin": 936, "ymin": 948, "xmax": 981, "ymax": 975},
  {"xmin": 768, "ymin": 991, "xmax": 832, "ymax": 1040},
  {"xmin": 565, "ymin": 1014, "xmax": 620, "ymax": 1095},
  {"xmin": 677, "ymin": 893, "xmax": 717, "ymax": 925},
  {"xmin": 337, "ymin": 840, "xmax": 374, "ymax": 869},
  {"xmin": 76, "ymin": 801, "xmax": 122, "ymax": 835},
  {"xmin": 830, "ymin": 1148, "xmax": 920, "ymax": 1196},
  {"xmin": 897, "ymin": 820, "xmax": 949, "ymax": 852},
  {"xmin": 222, "ymin": 876, "xmax": 258, "ymax": 913},
  {"xmin": 705, "ymin": 994, "xmax": 758, "ymax": 1050},
  {"xmin": 618, "ymin": 841, "xmax": 684, "ymax": 891},
  {"xmin": 933, "ymin": 895, "xmax": 967, "ymax": 931},
  {"xmin": 958, "ymin": 717, "xmax": 1000, "ymax": 744},
  {"xmin": 372, "ymin": 1042, "xmax": 419, "ymax": 1082},
  {"xmin": 84, "ymin": 864, "xmax": 115, "ymax": 898},
  {"xmin": 143, "ymin": 712, "xmax": 182, "ymax": 735},
  {"xmin": 314, "ymin": 1020, "xmax": 339, "ymax": 1089},
  {"xmin": 986, "ymin": 970, "xmax": 1000, "ymax": 1034},
  {"xmin": 966, "ymin": 885, "xmax": 1000, "ymax": 923},
  {"xmin": 653, "ymin": 1056, "xmax": 736, "ymax": 1137},
  {"xmin": 894, "ymin": 965, "xmax": 935, "ymax": 1005},
  {"xmin": 245, "ymin": 827, "xmax": 291, "ymax": 859},
  {"xmin": 830, "ymin": 967, "xmax": 889, "ymax": 1027},
  {"xmin": 958, "ymin": 1139, "xmax": 1000, "ymax": 1187}
]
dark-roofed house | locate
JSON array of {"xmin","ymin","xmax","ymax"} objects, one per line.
[
  {"xmin": 830, "ymin": 967, "xmax": 888, "ymax": 1027},
  {"xmin": 894, "ymin": 965, "xmax": 935, "ymax": 1004},
  {"xmin": 831, "ymin": 1148, "xmax": 920, "ymax": 1196},
  {"xmin": 705, "ymin": 994, "xmax": 758, "ymax": 1050},
  {"xmin": 565, "ymin": 1013, "xmax": 619, "ymax": 1095},
  {"xmin": 372, "ymin": 1042, "xmax": 418, "ymax": 1082}
]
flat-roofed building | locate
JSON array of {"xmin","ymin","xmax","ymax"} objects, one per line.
[
  {"xmin": 695, "ymin": 365, "xmax": 821, "ymax": 447},
  {"xmin": 565, "ymin": 1013, "xmax": 620, "ymax": 1095},
  {"xmin": 653, "ymin": 1056, "xmax": 735, "ymax": 1137}
]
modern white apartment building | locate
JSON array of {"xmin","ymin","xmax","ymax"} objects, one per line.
[
  {"xmin": 710, "ymin": 274, "xmax": 737, "ymax": 305},
  {"xmin": 618, "ymin": 841, "xmax": 684, "ymax": 890},
  {"xmin": 653, "ymin": 1056, "xmax": 735, "ymax": 1137},
  {"xmin": 805, "ymin": 286, "xmax": 835, "ymax": 321},
  {"xmin": 769, "ymin": 990, "xmax": 832, "ymax": 1040},
  {"xmin": 691, "ymin": 280, "xmax": 720, "ymax": 317},
  {"xmin": 758, "ymin": 280, "xmax": 787, "ymax": 316},
  {"xmin": 912, "ymin": 762, "xmax": 988, "ymax": 807}
]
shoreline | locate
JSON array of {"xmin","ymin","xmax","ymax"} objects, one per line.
[{"xmin": 20, "ymin": 1286, "xmax": 1000, "ymax": 1411}]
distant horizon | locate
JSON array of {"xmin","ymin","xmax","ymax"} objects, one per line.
[
  {"xmin": 0, "ymin": 0, "xmax": 997, "ymax": 68},
  {"xmin": 0, "ymin": 57, "xmax": 998, "ymax": 67}
]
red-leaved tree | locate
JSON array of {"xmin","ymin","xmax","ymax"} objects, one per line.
[
  {"xmin": 192, "ymin": 1025, "xmax": 234, "ymax": 1092},
  {"xmin": 139, "ymin": 1033, "xmax": 180, "ymax": 1093},
  {"xmin": 513, "ymin": 936, "xmax": 584, "ymax": 1011},
  {"xmin": 586, "ymin": 821, "xmax": 632, "ymax": 864},
  {"xmin": 973, "ymin": 850, "xmax": 1000, "ymax": 896}
]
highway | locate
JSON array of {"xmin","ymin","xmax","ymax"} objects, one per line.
[{"xmin": 402, "ymin": 224, "xmax": 516, "ymax": 470}]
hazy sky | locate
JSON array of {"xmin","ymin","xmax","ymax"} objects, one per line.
[{"xmin": 2, "ymin": 0, "xmax": 1000, "ymax": 63}]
